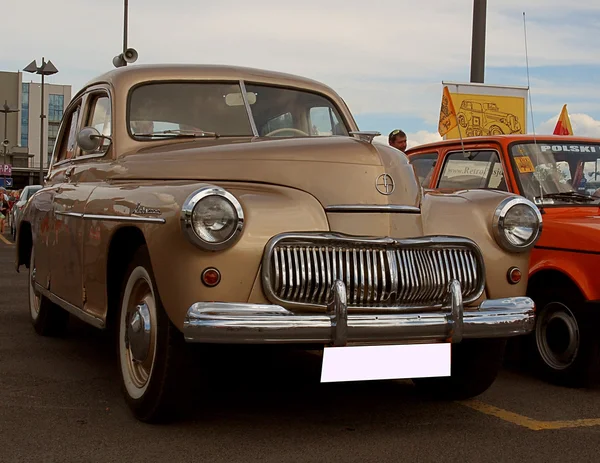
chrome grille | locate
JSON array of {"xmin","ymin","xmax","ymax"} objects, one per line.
[{"xmin": 262, "ymin": 234, "xmax": 485, "ymax": 310}]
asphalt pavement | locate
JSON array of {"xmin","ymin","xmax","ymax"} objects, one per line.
[{"xmin": 1, "ymin": 231, "xmax": 600, "ymax": 463}]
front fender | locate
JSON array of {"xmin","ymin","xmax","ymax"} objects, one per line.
[
  {"xmin": 529, "ymin": 249, "xmax": 600, "ymax": 301},
  {"xmin": 85, "ymin": 181, "xmax": 330, "ymax": 330},
  {"xmin": 421, "ymin": 189, "xmax": 534, "ymax": 300}
]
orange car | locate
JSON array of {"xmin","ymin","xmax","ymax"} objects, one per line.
[{"xmin": 406, "ymin": 134, "xmax": 600, "ymax": 387}]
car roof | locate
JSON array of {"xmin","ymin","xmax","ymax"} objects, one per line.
[
  {"xmin": 406, "ymin": 134, "xmax": 600, "ymax": 153},
  {"xmin": 77, "ymin": 63, "xmax": 339, "ymax": 100}
]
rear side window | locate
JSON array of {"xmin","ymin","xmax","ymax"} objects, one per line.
[
  {"xmin": 409, "ymin": 153, "xmax": 439, "ymax": 187},
  {"xmin": 438, "ymin": 150, "xmax": 508, "ymax": 190}
]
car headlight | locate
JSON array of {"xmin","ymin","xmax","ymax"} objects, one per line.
[
  {"xmin": 492, "ymin": 196, "xmax": 542, "ymax": 252},
  {"xmin": 181, "ymin": 185, "xmax": 244, "ymax": 251}
]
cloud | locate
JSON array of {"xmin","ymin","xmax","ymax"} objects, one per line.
[
  {"xmin": 1, "ymin": 0, "xmax": 598, "ymax": 141},
  {"xmin": 538, "ymin": 113, "xmax": 600, "ymax": 137}
]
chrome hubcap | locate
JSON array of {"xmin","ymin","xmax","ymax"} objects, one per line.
[
  {"xmin": 120, "ymin": 270, "xmax": 157, "ymax": 395},
  {"xmin": 536, "ymin": 302, "xmax": 579, "ymax": 370},
  {"xmin": 127, "ymin": 302, "xmax": 152, "ymax": 362}
]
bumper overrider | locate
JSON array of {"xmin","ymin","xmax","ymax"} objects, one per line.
[{"xmin": 182, "ymin": 278, "xmax": 535, "ymax": 346}]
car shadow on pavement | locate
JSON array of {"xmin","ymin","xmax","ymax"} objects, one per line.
[{"xmin": 60, "ymin": 318, "xmax": 456, "ymax": 425}]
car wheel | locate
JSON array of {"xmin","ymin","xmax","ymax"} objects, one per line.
[
  {"xmin": 530, "ymin": 287, "xmax": 600, "ymax": 387},
  {"xmin": 412, "ymin": 338, "xmax": 506, "ymax": 400},
  {"xmin": 29, "ymin": 245, "xmax": 69, "ymax": 336},
  {"xmin": 117, "ymin": 245, "xmax": 189, "ymax": 423}
]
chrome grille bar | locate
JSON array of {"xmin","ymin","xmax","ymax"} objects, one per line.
[{"xmin": 263, "ymin": 233, "xmax": 486, "ymax": 311}]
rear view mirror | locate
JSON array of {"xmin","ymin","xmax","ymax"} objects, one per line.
[
  {"xmin": 77, "ymin": 127, "xmax": 112, "ymax": 152},
  {"xmin": 225, "ymin": 92, "xmax": 257, "ymax": 106}
]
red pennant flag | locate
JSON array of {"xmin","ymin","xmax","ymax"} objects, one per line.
[{"xmin": 553, "ymin": 104, "xmax": 574, "ymax": 135}]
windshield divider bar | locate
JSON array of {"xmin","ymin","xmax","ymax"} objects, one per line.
[{"xmin": 240, "ymin": 80, "xmax": 259, "ymax": 137}]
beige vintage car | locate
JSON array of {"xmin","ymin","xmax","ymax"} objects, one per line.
[{"xmin": 15, "ymin": 64, "xmax": 541, "ymax": 423}]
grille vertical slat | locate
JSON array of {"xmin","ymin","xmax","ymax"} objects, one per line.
[
  {"xmin": 268, "ymin": 240, "xmax": 483, "ymax": 309},
  {"xmin": 371, "ymin": 250, "xmax": 378, "ymax": 305},
  {"xmin": 379, "ymin": 250, "xmax": 387, "ymax": 303},
  {"xmin": 366, "ymin": 250, "xmax": 373, "ymax": 303}
]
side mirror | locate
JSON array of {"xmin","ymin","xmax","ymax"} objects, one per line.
[{"xmin": 76, "ymin": 127, "xmax": 112, "ymax": 152}]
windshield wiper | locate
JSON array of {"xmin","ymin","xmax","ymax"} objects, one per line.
[
  {"xmin": 135, "ymin": 129, "xmax": 220, "ymax": 138},
  {"xmin": 537, "ymin": 192, "xmax": 598, "ymax": 203}
]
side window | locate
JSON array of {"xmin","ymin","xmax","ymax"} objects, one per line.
[
  {"xmin": 438, "ymin": 150, "xmax": 507, "ymax": 191},
  {"xmin": 309, "ymin": 107, "xmax": 343, "ymax": 136},
  {"xmin": 260, "ymin": 112, "xmax": 293, "ymax": 135},
  {"xmin": 409, "ymin": 153, "xmax": 439, "ymax": 187},
  {"xmin": 55, "ymin": 103, "xmax": 81, "ymax": 163},
  {"xmin": 83, "ymin": 94, "xmax": 111, "ymax": 155}
]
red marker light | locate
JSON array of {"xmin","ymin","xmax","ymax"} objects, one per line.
[
  {"xmin": 507, "ymin": 267, "xmax": 522, "ymax": 284},
  {"xmin": 202, "ymin": 268, "xmax": 221, "ymax": 287}
]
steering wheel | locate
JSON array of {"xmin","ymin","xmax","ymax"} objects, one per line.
[{"xmin": 264, "ymin": 127, "xmax": 309, "ymax": 137}]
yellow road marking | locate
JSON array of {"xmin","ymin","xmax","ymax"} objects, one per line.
[
  {"xmin": 460, "ymin": 399, "xmax": 600, "ymax": 431},
  {"xmin": 0, "ymin": 233, "xmax": 13, "ymax": 246}
]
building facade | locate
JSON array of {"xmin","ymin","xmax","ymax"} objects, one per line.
[{"xmin": 0, "ymin": 70, "xmax": 71, "ymax": 190}]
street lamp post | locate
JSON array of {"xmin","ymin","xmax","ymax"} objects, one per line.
[
  {"xmin": 1, "ymin": 100, "xmax": 19, "ymax": 188},
  {"xmin": 23, "ymin": 58, "xmax": 58, "ymax": 185},
  {"xmin": 470, "ymin": 0, "xmax": 487, "ymax": 83}
]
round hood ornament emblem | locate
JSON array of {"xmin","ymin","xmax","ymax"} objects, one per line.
[{"xmin": 376, "ymin": 174, "xmax": 395, "ymax": 195}]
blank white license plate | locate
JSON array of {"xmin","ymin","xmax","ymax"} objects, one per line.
[{"xmin": 320, "ymin": 343, "xmax": 451, "ymax": 383}]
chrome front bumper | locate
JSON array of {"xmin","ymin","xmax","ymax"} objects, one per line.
[{"xmin": 182, "ymin": 279, "xmax": 536, "ymax": 346}]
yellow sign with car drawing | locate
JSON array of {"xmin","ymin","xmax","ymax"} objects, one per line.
[{"xmin": 440, "ymin": 82, "xmax": 528, "ymax": 140}]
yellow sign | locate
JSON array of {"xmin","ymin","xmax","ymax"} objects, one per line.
[
  {"xmin": 438, "ymin": 86, "xmax": 458, "ymax": 137},
  {"xmin": 443, "ymin": 92, "xmax": 526, "ymax": 139},
  {"xmin": 515, "ymin": 156, "xmax": 535, "ymax": 173}
]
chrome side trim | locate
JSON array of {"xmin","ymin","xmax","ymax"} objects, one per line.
[
  {"xmin": 239, "ymin": 80, "xmax": 259, "ymax": 137},
  {"xmin": 182, "ymin": 285, "xmax": 536, "ymax": 345},
  {"xmin": 54, "ymin": 211, "xmax": 165, "ymax": 224},
  {"xmin": 33, "ymin": 282, "xmax": 105, "ymax": 329},
  {"xmin": 84, "ymin": 214, "xmax": 166, "ymax": 224},
  {"xmin": 325, "ymin": 205, "xmax": 421, "ymax": 213},
  {"xmin": 55, "ymin": 211, "xmax": 84, "ymax": 218}
]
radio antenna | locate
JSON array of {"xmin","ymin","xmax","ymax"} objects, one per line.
[{"xmin": 523, "ymin": 11, "xmax": 543, "ymax": 205}]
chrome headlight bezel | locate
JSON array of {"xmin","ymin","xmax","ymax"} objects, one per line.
[
  {"xmin": 180, "ymin": 185, "xmax": 244, "ymax": 251},
  {"xmin": 492, "ymin": 196, "xmax": 542, "ymax": 252}
]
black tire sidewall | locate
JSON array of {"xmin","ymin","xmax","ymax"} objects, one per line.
[
  {"xmin": 413, "ymin": 338, "xmax": 506, "ymax": 400},
  {"xmin": 529, "ymin": 287, "xmax": 600, "ymax": 386}
]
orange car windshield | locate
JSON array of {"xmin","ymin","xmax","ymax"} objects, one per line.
[
  {"xmin": 510, "ymin": 142, "xmax": 600, "ymax": 205},
  {"xmin": 128, "ymin": 82, "xmax": 349, "ymax": 140}
]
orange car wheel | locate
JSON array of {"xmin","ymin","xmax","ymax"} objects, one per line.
[{"xmin": 531, "ymin": 286, "xmax": 600, "ymax": 387}]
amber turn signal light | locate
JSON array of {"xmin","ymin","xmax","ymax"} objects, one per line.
[
  {"xmin": 507, "ymin": 267, "xmax": 522, "ymax": 284},
  {"xmin": 201, "ymin": 268, "xmax": 221, "ymax": 287}
]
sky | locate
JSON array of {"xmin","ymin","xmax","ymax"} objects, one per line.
[{"xmin": 1, "ymin": 0, "xmax": 599, "ymax": 148}]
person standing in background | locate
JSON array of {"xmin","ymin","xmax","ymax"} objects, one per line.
[{"xmin": 388, "ymin": 129, "xmax": 408, "ymax": 152}]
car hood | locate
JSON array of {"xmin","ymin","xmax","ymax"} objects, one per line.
[
  {"xmin": 111, "ymin": 137, "xmax": 422, "ymax": 209},
  {"xmin": 536, "ymin": 207, "xmax": 600, "ymax": 253}
]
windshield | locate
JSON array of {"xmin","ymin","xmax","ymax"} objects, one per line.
[
  {"xmin": 128, "ymin": 82, "xmax": 349, "ymax": 139},
  {"xmin": 510, "ymin": 142, "xmax": 600, "ymax": 204}
]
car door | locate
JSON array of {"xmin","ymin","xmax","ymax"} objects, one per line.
[
  {"xmin": 29, "ymin": 100, "xmax": 82, "ymax": 295},
  {"xmin": 50, "ymin": 89, "xmax": 112, "ymax": 309}
]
